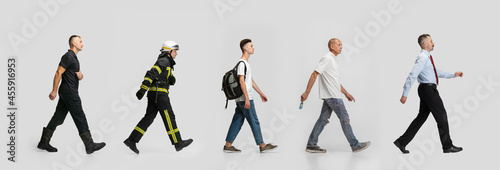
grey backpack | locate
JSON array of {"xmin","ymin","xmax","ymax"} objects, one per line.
[{"xmin": 221, "ymin": 61, "xmax": 246, "ymax": 108}]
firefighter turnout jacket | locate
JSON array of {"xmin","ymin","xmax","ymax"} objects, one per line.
[{"xmin": 138, "ymin": 53, "xmax": 176, "ymax": 98}]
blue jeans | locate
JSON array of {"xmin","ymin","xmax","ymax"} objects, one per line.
[
  {"xmin": 307, "ymin": 98, "xmax": 360, "ymax": 149},
  {"xmin": 225, "ymin": 100, "xmax": 264, "ymax": 145}
]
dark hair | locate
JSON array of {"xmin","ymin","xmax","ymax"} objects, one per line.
[
  {"xmin": 418, "ymin": 34, "xmax": 430, "ymax": 48},
  {"xmin": 69, "ymin": 35, "xmax": 81, "ymax": 47},
  {"xmin": 240, "ymin": 39, "xmax": 252, "ymax": 52}
]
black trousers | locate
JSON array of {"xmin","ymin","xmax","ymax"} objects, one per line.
[
  {"xmin": 46, "ymin": 92, "xmax": 90, "ymax": 134},
  {"xmin": 128, "ymin": 93, "xmax": 182, "ymax": 145},
  {"xmin": 397, "ymin": 84, "xmax": 453, "ymax": 149}
]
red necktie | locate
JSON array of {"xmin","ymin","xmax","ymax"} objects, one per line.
[{"xmin": 429, "ymin": 55, "xmax": 438, "ymax": 85}]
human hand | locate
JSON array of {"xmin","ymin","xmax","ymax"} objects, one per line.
[
  {"xmin": 136, "ymin": 88, "xmax": 146, "ymax": 100},
  {"xmin": 169, "ymin": 75, "xmax": 176, "ymax": 85},
  {"xmin": 455, "ymin": 71, "xmax": 463, "ymax": 77},
  {"xmin": 76, "ymin": 71, "xmax": 83, "ymax": 80},
  {"xmin": 49, "ymin": 91, "xmax": 57, "ymax": 100},
  {"xmin": 345, "ymin": 93, "xmax": 355, "ymax": 102},
  {"xmin": 301, "ymin": 92, "xmax": 309, "ymax": 102},
  {"xmin": 400, "ymin": 96, "xmax": 407, "ymax": 104},
  {"xmin": 244, "ymin": 99, "xmax": 251, "ymax": 109},
  {"xmin": 260, "ymin": 94, "xmax": 268, "ymax": 102}
]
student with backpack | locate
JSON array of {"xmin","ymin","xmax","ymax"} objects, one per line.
[{"xmin": 222, "ymin": 39, "xmax": 278, "ymax": 153}]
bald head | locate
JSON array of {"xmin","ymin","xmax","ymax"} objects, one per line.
[
  {"xmin": 328, "ymin": 38, "xmax": 339, "ymax": 49},
  {"xmin": 328, "ymin": 38, "xmax": 342, "ymax": 56}
]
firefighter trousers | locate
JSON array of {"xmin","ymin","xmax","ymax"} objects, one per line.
[{"xmin": 128, "ymin": 93, "xmax": 182, "ymax": 145}]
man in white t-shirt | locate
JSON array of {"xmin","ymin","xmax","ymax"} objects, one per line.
[
  {"xmin": 223, "ymin": 39, "xmax": 278, "ymax": 153},
  {"xmin": 300, "ymin": 38, "xmax": 370, "ymax": 153}
]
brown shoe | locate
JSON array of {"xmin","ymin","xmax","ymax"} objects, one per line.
[
  {"xmin": 223, "ymin": 145, "xmax": 241, "ymax": 153},
  {"xmin": 352, "ymin": 141, "xmax": 371, "ymax": 153},
  {"xmin": 260, "ymin": 143, "xmax": 278, "ymax": 153},
  {"xmin": 306, "ymin": 146, "xmax": 327, "ymax": 153}
]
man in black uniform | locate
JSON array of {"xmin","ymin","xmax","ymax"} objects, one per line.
[
  {"xmin": 124, "ymin": 40, "xmax": 193, "ymax": 154},
  {"xmin": 38, "ymin": 35, "xmax": 106, "ymax": 154}
]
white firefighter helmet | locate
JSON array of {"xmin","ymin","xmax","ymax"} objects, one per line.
[{"xmin": 160, "ymin": 40, "xmax": 179, "ymax": 52}]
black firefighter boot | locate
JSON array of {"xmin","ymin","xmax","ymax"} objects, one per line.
[
  {"xmin": 175, "ymin": 138, "xmax": 194, "ymax": 152},
  {"xmin": 79, "ymin": 131, "xmax": 106, "ymax": 154},
  {"xmin": 124, "ymin": 129, "xmax": 142, "ymax": 154},
  {"xmin": 37, "ymin": 127, "xmax": 58, "ymax": 152},
  {"xmin": 123, "ymin": 138, "xmax": 139, "ymax": 154}
]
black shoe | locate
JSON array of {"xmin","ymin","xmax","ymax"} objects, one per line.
[
  {"xmin": 443, "ymin": 146, "xmax": 463, "ymax": 153},
  {"xmin": 175, "ymin": 139, "xmax": 193, "ymax": 152},
  {"xmin": 37, "ymin": 127, "xmax": 58, "ymax": 152},
  {"xmin": 394, "ymin": 140, "xmax": 409, "ymax": 154},
  {"xmin": 124, "ymin": 138, "xmax": 139, "ymax": 154},
  {"xmin": 79, "ymin": 131, "xmax": 106, "ymax": 154}
]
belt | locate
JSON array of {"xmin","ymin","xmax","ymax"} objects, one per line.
[
  {"xmin": 419, "ymin": 83, "xmax": 437, "ymax": 88},
  {"xmin": 148, "ymin": 87, "xmax": 169, "ymax": 94}
]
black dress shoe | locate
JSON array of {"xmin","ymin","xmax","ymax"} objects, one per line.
[
  {"xmin": 443, "ymin": 146, "xmax": 463, "ymax": 153},
  {"xmin": 394, "ymin": 140, "xmax": 409, "ymax": 154}
]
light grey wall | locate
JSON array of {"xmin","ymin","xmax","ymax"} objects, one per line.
[{"xmin": 1, "ymin": 0, "xmax": 499, "ymax": 169}]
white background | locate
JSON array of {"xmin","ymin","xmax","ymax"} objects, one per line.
[{"xmin": 1, "ymin": 0, "xmax": 499, "ymax": 170}]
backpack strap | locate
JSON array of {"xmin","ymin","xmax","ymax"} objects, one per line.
[{"xmin": 234, "ymin": 60, "xmax": 247, "ymax": 79}]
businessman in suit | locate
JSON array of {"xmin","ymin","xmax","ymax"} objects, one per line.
[{"xmin": 394, "ymin": 34, "xmax": 463, "ymax": 154}]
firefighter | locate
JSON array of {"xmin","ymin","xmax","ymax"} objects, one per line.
[{"xmin": 124, "ymin": 40, "xmax": 193, "ymax": 154}]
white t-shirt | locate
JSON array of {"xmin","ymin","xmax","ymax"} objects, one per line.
[
  {"xmin": 235, "ymin": 59, "xmax": 253, "ymax": 102},
  {"xmin": 315, "ymin": 52, "xmax": 342, "ymax": 99}
]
